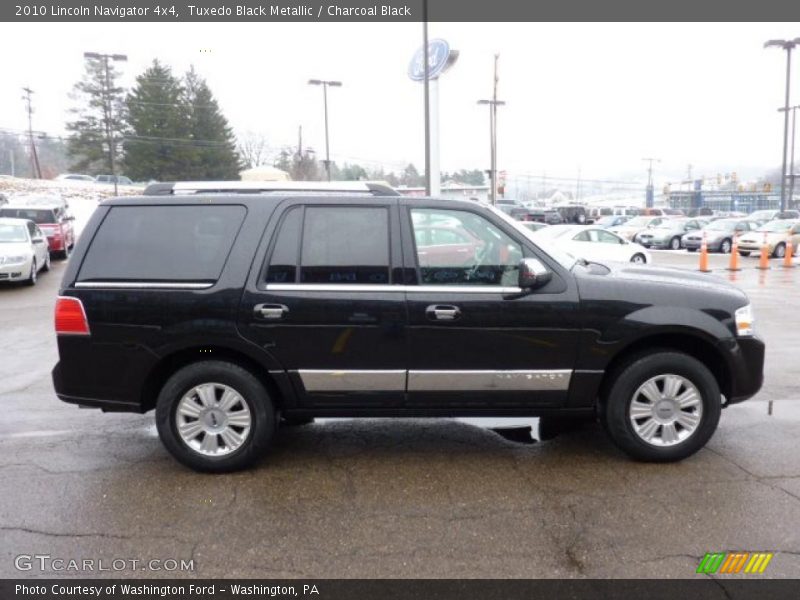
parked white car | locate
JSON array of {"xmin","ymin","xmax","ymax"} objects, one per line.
[
  {"xmin": 530, "ymin": 224, "xmax": 651, "ymax": 264},
  {"xmin": 0, "ymin": 218, "xmax": 51, "ymax": 285}
]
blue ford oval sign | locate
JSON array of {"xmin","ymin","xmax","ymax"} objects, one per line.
[{"xmin": 409, "ymin": 39, "xmax": 451, "ymax": 81}]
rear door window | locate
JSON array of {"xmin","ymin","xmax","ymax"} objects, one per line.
[
  {"xmin": 77, "ymin": 205, "xmax": 246, "ymax": 282},
  {"xmin": 298, "ymin": 206, "xmax": 390, "ymax": 284}
]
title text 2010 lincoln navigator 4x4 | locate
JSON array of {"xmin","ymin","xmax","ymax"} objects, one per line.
[{"xmin": 52, "ymin": 182, "xmax": 764, "ymax": 472}]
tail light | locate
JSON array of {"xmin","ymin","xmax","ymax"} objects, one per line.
[{"xmin": 55, "ymin": 296, "xmax": 90, "ymax": 336}]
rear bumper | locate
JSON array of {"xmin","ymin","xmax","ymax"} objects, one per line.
[{"xmin": 721, "ymin": 335, "xmax": 765, "ymax": 404}]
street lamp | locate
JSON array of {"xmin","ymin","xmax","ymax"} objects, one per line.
[
  {"xmin": 764, "ymin": 38, "xmax": 800, "ymax": 211},
  {"xmin": 308, "ymin": 79, "xmax": 342, "ymax": 181},
  {"xmin": 779, "ymin": 104, "xmax": 800, "ymax": 207},
  {"xmin": 84, "ymin": 52, "xmax": 127, "ymax": 196}
]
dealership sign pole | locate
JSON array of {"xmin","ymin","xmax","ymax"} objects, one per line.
[{"xmin": 410, "ymin": 38, "xmax": 458, "ymax": 197}]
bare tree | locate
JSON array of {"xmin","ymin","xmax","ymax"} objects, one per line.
[{"xmin": 237, "ymin": 132, "xmax": 272, "ymax": 169}]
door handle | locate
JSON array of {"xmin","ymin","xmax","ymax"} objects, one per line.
[
  {"xmin": 426, "ymin": 305, "xmax": 461, "ymax": 321},
  {"xmin": 254, "ymin": 303, "xmax": 289, "ymax": 320}
]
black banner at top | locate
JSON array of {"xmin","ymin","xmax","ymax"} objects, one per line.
[{"xmin": 2, "ymin": 0, "xmax": 800, "ymax": 22}]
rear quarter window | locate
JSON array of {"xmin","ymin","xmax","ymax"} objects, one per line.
[{"xmin": 77, "ymin": 205, "xmax": 246, "ymax": 282}]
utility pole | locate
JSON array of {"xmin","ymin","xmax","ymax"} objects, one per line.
[
  {"xmin": 83, "ymin": 52, "xmax": 127, "ymax": 195},
  {"xmin": 478, "ymin": 54, "xmax": 505, "ymax": 205},
  {"xmin": 642, "ymin": 157, "xmax": 660, "ymax": 208},
  {"xmin": 422, "ymin": 0, "xmax": 430, "ymax": 195},
  {"xmin": 21, "ymin": 87, "xmax": 42, "ymax": 179},
  {"xmin": 687, "ymin": 164, "xmax": 693, "ymax": 181}
]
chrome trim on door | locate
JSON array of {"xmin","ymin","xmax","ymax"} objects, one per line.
[
  {"xmin": 297, "ymin": 370, "xmax": 406, "ymax": 392},
  {"xmin": 407, "ymin": 370, "xmax": 572, "ymax": 392},
  {"xmin": 75, "ymin": 281, "xmax": 213, "ymax": 289},
  {"xmin": 265, "ymin": 284, "xmax": 523, "ymax": 294}
]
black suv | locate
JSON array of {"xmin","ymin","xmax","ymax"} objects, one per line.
[{"xmin": 52, "ymin": 183, "xmax": 764, "ymax": 472}]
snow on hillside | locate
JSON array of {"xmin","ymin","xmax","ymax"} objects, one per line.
[{"xmin": 0, "ymin": 176, "xmax": 140, "ymax": 236}]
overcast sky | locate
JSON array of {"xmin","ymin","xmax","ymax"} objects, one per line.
[{"xmin": 1, "ymin": 22, "xmax": 798, "ymax": 185}]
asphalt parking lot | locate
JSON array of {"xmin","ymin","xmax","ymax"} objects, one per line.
[{"xmin": 0, "ymin": 249, "xmax": 798, "ymax": 579}]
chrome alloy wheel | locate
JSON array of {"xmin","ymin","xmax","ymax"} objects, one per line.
[
  {"xmin": 176, "ymin": 383, "xmax": 252, "ymax": 456},
  {"xmin": 628, "ymin": 374, "xmax": 703, "ymax": 447}
]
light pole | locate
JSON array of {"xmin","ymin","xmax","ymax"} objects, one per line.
[
  {"xmin": 308, "ymin": 79, "xmax": 342, "ymax": 181},
  {"xmin": 764, "ymin": 38, "xmax": 800, "ymax": 211},
  {"xmin": 84, "ymin": 52, "xmax": 127, "ymax": 196},
  {"xmin": 779, "ymin": 104, "xmax": 800, "ymax": 208}
]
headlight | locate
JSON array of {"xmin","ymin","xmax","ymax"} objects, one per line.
[
  {"xmin": 2, "ymin": 255, "xmax": 28, "ymax": 265},
  {"xmin": 735, "ymin": 304, "xmax": 754, "ymax": 337}
]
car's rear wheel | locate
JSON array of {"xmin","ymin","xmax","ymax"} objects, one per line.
[
  {"xmin": 59, "ymin": 244, "xmax": 71, "ymax": 260},
  {"xmin": 602, "ymin": 351, "xmax": 721, "ymax": 462},
  {"xmin": 773, "ymin": 243, "xmax": 786, "ymax": 259},
  {"xmin": 42, "ymin": 251, "xmax": 51, "ymax": 272},
  {"xmin": 720, "ymin": 239, "xmax": 732, "ymax": 254},
  {"xmin": 155, "ymin": 361, "xmax": 276, "ymax": 472},
  {"xmin": 630, "ymin": 253, "xmax": 647, "ymax": 264},
  {"xmin": 669, "ymin": 236, "xmax": 681, "ymax": 250}
]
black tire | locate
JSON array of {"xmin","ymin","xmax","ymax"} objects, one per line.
[
  {"xmin": 739, "ymin": 251, "xmax": 750, "ymax": 257},
  {"xmin": 720, "ymin": 238, "xmax": 732, "ymax": 254},
  {"xmin": 155, "ymin": 361, "xmax": 276, "ymax": 473},
  {"xmin": 669, "ymin": 236, "xmax": 681, "ymax": 250},
  {"xmin": 630, "ymin": 253, "xmax": 647, "ymax": 264},
  {"xmin": 25, "ymin": 260, "xmax": 37, "ymax": 286},
  {"xmin": 601, "ymin": 351, "xmax": 721, "ymax": 462},
  {"xmin": 58, "ymin": 244, "xmax": 71, "ymax": 260},
  {"xmin": 773, "ymin": 243, "xmax": 786, "ymax": 259}
]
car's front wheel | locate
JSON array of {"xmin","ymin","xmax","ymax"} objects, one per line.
[
  {"xmin": 720, "ymin": 239, "xmax": 732, "ymax": 254},
  {"xmin": 773, "ymin": 243, "xmax": 786, "ymax": 259},
  {"xmin": 155, "ymin": 361, "xmax": 276, "ymax": 472},
  {"xmin": 670, "ymin": 236, "xmax": 681, "ymax": 250},
  {"xmin": 630, "ymin": 253, "xmax": 647, "ymax": 264},
  {"xmin": 25, "ymin": 259, "xmax": 37, "ymax": 286},
  {"xmin": 602, "ymin": 351, "xmax": 721, "ymax": 462}
]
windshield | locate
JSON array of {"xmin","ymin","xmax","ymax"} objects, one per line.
[
  {"xmin": 705, "ymin": 220, "xmax": 736, "ymax": 231},
  {"xmin": 757, "ymin": 220, "xmax": 794, "ymax": 233},
  {"xmin": 0, "ymin": 223, "xmax": 28, "ymax": 243},
  {"xmin": 749, "ymin": 210, "xmax": 775, "ymax": 220},
  {"xmin": 623, "ymin": 216, "xmax": 652, "ymax": 227},
  {"xmin": 595, "ymin": 216, "xmax": 619, "ymax": 226},
  {"xmin": 0, "ymin": 208, "xmax": 56, "ymax": 224},
  {"xmin": 487, "ymin": 205, "xmax": 576, "ymax": 269}
]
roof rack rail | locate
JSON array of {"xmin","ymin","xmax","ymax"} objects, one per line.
[{"xmin": 143, "ymin": 181, "xmax": 400, "ymax": 197}]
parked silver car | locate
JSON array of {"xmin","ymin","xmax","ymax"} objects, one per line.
[
  {"xmin": 634, "ymin": 218, "xmax": 708, "ymax": 250},
  {"xmin": 0, "ymin": 218, "xmax": 51, "ymax": 285}
]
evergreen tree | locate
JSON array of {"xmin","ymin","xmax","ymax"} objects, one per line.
[
  {"xmin": 65, "ymin": 57, "xmax": 126, "ymax": 174},
  {"xmin": 123, "ymin": 60, "xmax": 191, "ymax": 181},
  {"xmin": 338, "ymin": 163, "xmax": 368, "ymax": 181},
  {"xmin": 401, "ymin": 163, "xmax": 424, "ymax": 187},
  {"xmin": 184, "ymin": 67, "xmax": 241, "ymax": 179}
]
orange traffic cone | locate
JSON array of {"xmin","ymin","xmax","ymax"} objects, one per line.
[
  {"xmin": 756, "ymin": 231, "xmax": 771, "ymax": 270},
  {"xmin": 728, "ymin": 234, "xmax": 741, "ymax": 271},
  {"xmin": 698, "ymin": 231, "xmax": 711, "ymax": 272},
  {"xmin": 783, "ymin": 231, "xmax": 795, "ymax": 269}
]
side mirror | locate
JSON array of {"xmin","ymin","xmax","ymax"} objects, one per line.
[
  {"xmin": 518, "ymin": 258, "xmax": 552, "ymax": 289},
  {"xmin": 33, "ymin": 237, "xmax": 45, "ymax": 245}
]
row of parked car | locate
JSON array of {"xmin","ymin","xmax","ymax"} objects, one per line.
[
  {"xmin": 0, "ymin": 193, "xmax": 76, "ymax": 285},
  {"xmin": 506, "ymin": 207, "xmax": 800, "ymax": 265}
]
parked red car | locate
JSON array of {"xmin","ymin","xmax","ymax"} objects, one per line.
[{"xmin": 0, "ymin": 204, "xmax": 75, "ymax": 258}]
